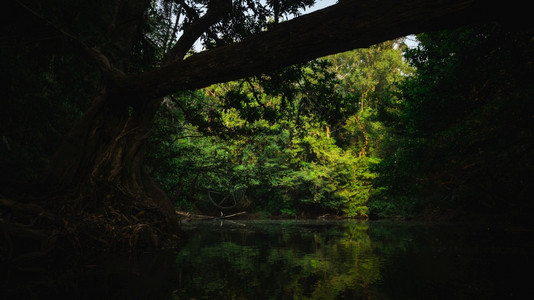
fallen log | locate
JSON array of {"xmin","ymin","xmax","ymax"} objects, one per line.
[
  {"xmin": 175, "ymin": 210, "xmax": 214, "ymax": 220},
  {"xmin": 175, "ymin": 210, "xmax": 247, "ymax": 220},
  {"xmin": 220, "ymin": 211, "xmax": 247, "ymax": 219}
]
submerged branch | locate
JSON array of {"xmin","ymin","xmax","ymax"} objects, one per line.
[{"xmin": 176, "ymin": 210, "xmax": 247, "ymax": 220}]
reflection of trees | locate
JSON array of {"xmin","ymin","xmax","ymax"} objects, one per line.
[{"xmin": 174, "ymin": 221, "xmax": 384, "ymax": 299}]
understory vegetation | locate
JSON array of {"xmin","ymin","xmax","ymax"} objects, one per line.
[
  {"xmin": 145, "ymin": 39, "xmax": 409, "ymax": 218},
  {"xmin": 144, "ymin": 24, "xmax": 533, "ymax": 220}
]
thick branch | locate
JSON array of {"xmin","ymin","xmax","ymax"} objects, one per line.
[
  {"xmin": 163, "ymin": 0, "xmax": 232, "ymax": 64},
  {"xmin": 116, "ymin": 0, "xmax": 526, "ymax": 100}
]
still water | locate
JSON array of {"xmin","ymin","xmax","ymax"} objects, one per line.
[{"xmin": 4, "ymin": 220, "xmax": 533, "ymax": 299}]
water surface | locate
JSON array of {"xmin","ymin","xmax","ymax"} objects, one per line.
[
  {"xmin": 3, "ymin": 219, "xmax": 532, "ymax": 299},
  {"xmin": 175, "ymin": 219, "xmax": 532, "ymax": 299}
]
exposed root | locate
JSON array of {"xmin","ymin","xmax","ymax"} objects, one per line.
[
  {"xmin": 56, "ymin": 192, "xmax": 183, "ymax": 252},
  {"xmin": 0, "ymin": 192, "xmax": 183, "ymax": 267}
]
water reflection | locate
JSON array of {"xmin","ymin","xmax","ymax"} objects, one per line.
[
  {"xmin": 2, "ymin": 220, "xmax": 532, "ymax": 299},
  {"xmin": 175, "ymin": 220, "xmax": 533, "ymax": 300},
  {"xmin": 176, "ymin": 220, "xmax": 383, "ymax": 299}
]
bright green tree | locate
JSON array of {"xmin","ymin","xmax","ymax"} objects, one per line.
[{"xmin": 147, "ymin": 39, "xmax": 413, "ymax": 218}]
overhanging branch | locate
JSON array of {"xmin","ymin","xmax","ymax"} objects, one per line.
[{"xmin": 115, "ymin": 0, "xmax": 526, "ymax": 101}]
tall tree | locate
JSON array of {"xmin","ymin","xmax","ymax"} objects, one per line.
[{"xmin": 327, "ymin": 40, "xmax": 413, "ymax": 156}]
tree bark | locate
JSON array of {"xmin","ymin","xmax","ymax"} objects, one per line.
[
  {"xmin": 114, "ymin": 0, "xmax": 526, "ymax": 100},
  {"xmin": 47, "ymin": 90, "xmax": 175, "ymax": 218}
]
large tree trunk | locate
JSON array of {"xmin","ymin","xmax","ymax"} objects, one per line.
[{"xmin": 47, "ymin": 88, "xmax": 175, "ymax": 225}]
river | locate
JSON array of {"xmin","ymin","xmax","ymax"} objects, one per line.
[{"xmin": 3, "ymin": 219, "xmax": 533, "ymax": 299}]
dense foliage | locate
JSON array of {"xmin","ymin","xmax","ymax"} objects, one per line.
[
  {"xmin": 371, "ymin": 24, "xmax": 533, "ymax": 219},
  {"xmin": 145, "ymin": 24, "xmax": 533, "ymax": 220},
  {"xmin": 145, "ymin": 39, "xmax": 411, "ymax": 217}
]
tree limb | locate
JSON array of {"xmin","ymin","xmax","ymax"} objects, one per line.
[
  {"xmin": 206, "ymin": 190, "xmax": 238, "ymax": 210},
  {"xmin": 115, "ymin": 0, "xmax": 526, "ymax": 100},
  {"xmin": 163, "ymin": 0, "xmax": 232, "ymax": 64}
]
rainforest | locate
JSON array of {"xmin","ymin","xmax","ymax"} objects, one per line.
[{"xmin": 1, "ymin": 0, "xmax": 533, "ymax": 298}]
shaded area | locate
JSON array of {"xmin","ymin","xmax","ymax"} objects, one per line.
[
  {"xmin": 174, "ymin": 220, "xmax": 533, "ymax": 299},
  {"xmin": 2, "ymin": 220, "xmax": 532, "ymax": 299},
  {"xmin": 370, "ymin": 24, "xmax": 534, "ymax": 220},
  {"xmin": 1, "ymin": 250, "xmax": 179, "ymax": 299}
]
